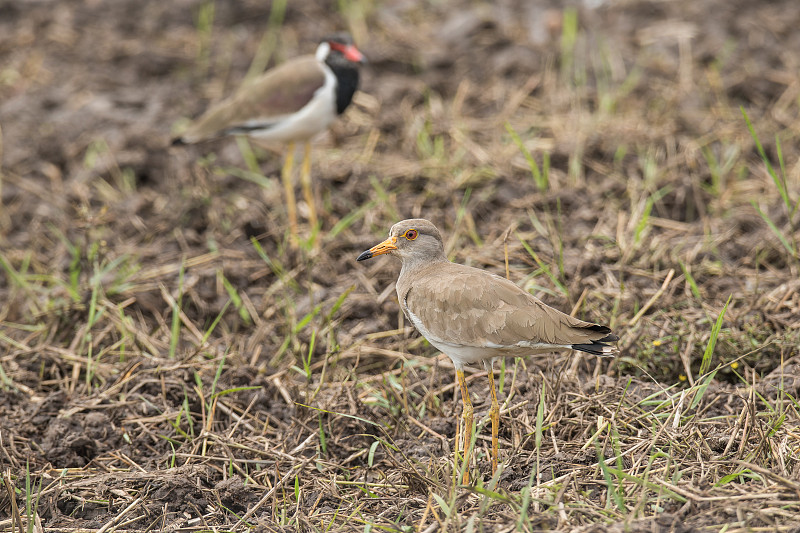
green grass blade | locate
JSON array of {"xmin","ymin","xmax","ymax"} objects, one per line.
[
  {"xmin": 218, "ymin": 164, "xmax": 274, "ymax": 189},
  {"xmin": 518, "ymin": 385, "xmax": 546, "ymax": 528},
  {"xmin": 327, "ymin": 198, "xmax": 377, "ymax": 241},
  {"xmin": 634, "ymin": 196, "xmax": 654, "ymax": 245},
  {"xmin": 505, "ymin": 122, "xmax": 546, "ymax": 190},
  {"xmin": 294, "ymin": 304, "xmax": 322, "ymax": 334},
  {"xmin": 194, "ymin": 0, "xmax": 214, "ymax": 75},
  {"xmin": 169, "ymin": 261, "xmax": 185, "ymax": 359},
  {"xmin": 327, "ymin": 285, "xmax": 355, "ymax": 321},
  {"xmin": 535, "ymin": 384, "xmax": 544, "ymax": 452},
  {"xmin": 221, "ymin": 272, "xmax": 252, "ymax": 324},
  {"xmin": 517, "ymin": 234, "xmax": 568, "ymax": 296},
  {"xmin": 210, "ymin": 386, "xmax": 261, "ymax": 400},
  {"xmin": 741, "ymin": 106, "xmax": 790, "ymax": 209},
  {"xmin": 469, "ymin": 485, "xmax": 513, "ymax": 504},
  {"xmin": 751, "ymin": 200, "xmax": 796, "ymax": 256},
  {"xmin": 318, "ymin": 414, "xmax": 327, "ymax": 455},
  {"xmin": 297, "ymin": 403, "xmax": 385, "ymax": 429},
  {"xmin": 690, "ymin": 369, "xmax": 718, "ymax": 411},
  {"xmin": 678, "ymin": 260, "xmax": 702, "ymax": 301},
  {"xmin": 698, "ymin": 294, "xmax": 731, "ymax": 377},
  {"xmin": 210, "ymin": 353, "xmax": 227, "ymax": 399},
  {"xmin": 560, "ymin": 7, "xmax": 578, "ymax": 84},
  {"xmin": 367, "ymin": 440, "xmax": 379, "ymax": 467},
  {"xmin": 244, "ymin": 0, "xmax": 287, "ymax": 84},
  {"xmin": 432, "ymin": 493, "xmax": 451, "ymax": 516},
  {"xmin": 596, "ymin": 444, "xmax": 626, "ymax": 511},
  {"xmin": 603, "ymin": 464, "xmax": 687, "ymax": 502},
  {"xmin": 202, "ymin": 300, "xmax": 232, "ymax": 345},
  {"xmin": 234, "ymin": 136, "xmax": 261, "ymax": 174}
]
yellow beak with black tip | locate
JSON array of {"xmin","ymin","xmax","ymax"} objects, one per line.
[{"xmin": 357, "ymin": 236, "xmax": 397, "ymax": 261}]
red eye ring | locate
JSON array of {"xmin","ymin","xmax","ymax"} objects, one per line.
[{"xmin": 405, "ymin": 229, "xmax": 418, "ymax": 240}]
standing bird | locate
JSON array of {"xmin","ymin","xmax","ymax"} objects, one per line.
[
  {"xmin": 172, "ymin": 33, "xmax": 365, "ymax": 238},
  {"xmin": 357, "ymin": 219, "xmax": 618, "ymax": 481}
]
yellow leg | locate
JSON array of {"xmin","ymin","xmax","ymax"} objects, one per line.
[
  {"xmin": 281, "ymin": 142, "xmax": 298, "ymax": 240},
  {"xmin": 456, "ymin": 368, "xmax": 474, "ymax": 483},
  {"xmin": 300, "ymin": 141, "xmax": 317, "ymax": 231},
  {"xmin": 484, "ymin": 359, "xmax": 500, "ymax": 475}
]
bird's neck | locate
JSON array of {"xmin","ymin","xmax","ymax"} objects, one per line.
[
  {"xmin": 399, "ymin": 254, "xmax": 449, "ymax": 281},
  {"xmin": 325, "ymin": 60, "xmax": 359, "ymax": 114}
]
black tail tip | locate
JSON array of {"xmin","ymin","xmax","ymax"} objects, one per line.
[
  {"xmin": 571, "ymin": 342, "xmax": 617, "ymax": 357},
  {"xmin": 586, "ymin": 324, "xmax": 613, "ymax": 335}
]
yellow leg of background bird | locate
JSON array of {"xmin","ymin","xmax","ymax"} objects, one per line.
[
  {"xmin": 282, "ymin": 142, "xmax": 298, "ymax": 240},
  {"xmin": 456, "ymin": 368, "xmax": 474, "ymax": 483},
  {"xmin": 484, "ymin": 359, "xmax": 500, "ymax": 475},
  {"xmin": 300, "ymin": 141, "xmax": 317, "ymax": 232}
]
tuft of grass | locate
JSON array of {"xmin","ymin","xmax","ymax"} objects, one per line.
[
  {"xmin": 517, "ymin": 231, "xmax": 568, "ymax": 297},
  {"xmin": 633, "ymin": 186, "xmax": 671, "ymax": 247},
  {"xmin": 24, "ymin": 461, "xmax": 43, "ymax": 533},
  {"xmin": 742, "ymin": 107, "xmax": 799, "ymax": 259},
  {"xmin": 169, "ymin": 260, "xmax": 185, "ymax": 359},
  {"xmin": 678, "ymin": 260, "xmax": 702, "ymax": 301},
  {"xmin": 214, "ymin": 163, "xmax": 274, "ymax": 189},
  {"xmin": 505, "ymin": 122, "xmax": 549, "ymax": 191},
  {"xmin": 219, "ymin": 270, "xmax": 252, "ymax": 324},
  {"xmin": 597, "ymin": 442, "xmax": 626, "ymax": 512},
  {"xmin": 243, "ymin": 0, "xmax": 287, "ymax": 85},
  {"xmin": 697, "ymin": 295, "xmax": 731, "ymax": 379},
  {"xmin": 194, "ymin": 0, "xmax": 215, "ymax": 76},
  {"xmin": 291, "ymin": 328, "xmax": 317, "ymax": 383},
  {"xmin": 234, "ymin": 136, "xmax": 262, "ymax": 176},
  {"xmin": 700, "ymin": 142, "xmax": 740, "ymax": 197},
  {"xmin": 560, "ymin": 7, "xmax": 580, "ymax": 86},
  {"xmin": 416, "ymin": 117, "xmax": 446, "ymax": 162}
]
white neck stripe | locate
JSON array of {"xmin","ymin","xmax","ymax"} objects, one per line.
[{"xmin": 315, "ymin": 42, "xmax": 330, "ymax": 61}]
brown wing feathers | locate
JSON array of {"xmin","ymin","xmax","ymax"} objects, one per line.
[
  {"xmin": 178, "ymin": 56, "xmax": 325, "ymax": 143},
  {"xmin": 407, "ymin": 262, "xmax": 614, "ymax": 349}
]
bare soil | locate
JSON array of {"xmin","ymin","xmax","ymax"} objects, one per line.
[{"xmin": 2, "ymin": 0, "xmax": 800, "ymax": 531}]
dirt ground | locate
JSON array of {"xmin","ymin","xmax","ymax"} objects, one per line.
[{"xmin": 2, "ymin": 0, "xmax": 800, "ymax": 531}]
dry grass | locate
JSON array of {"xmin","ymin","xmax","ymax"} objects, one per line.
[{"xmin": 1, "ymin": 0, "xmax": 800, "ymax": 531}]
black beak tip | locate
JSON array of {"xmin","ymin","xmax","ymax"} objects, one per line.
[{"xmin": 356, "ymin": 250, "xmax": 373, "ymax": 262}]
